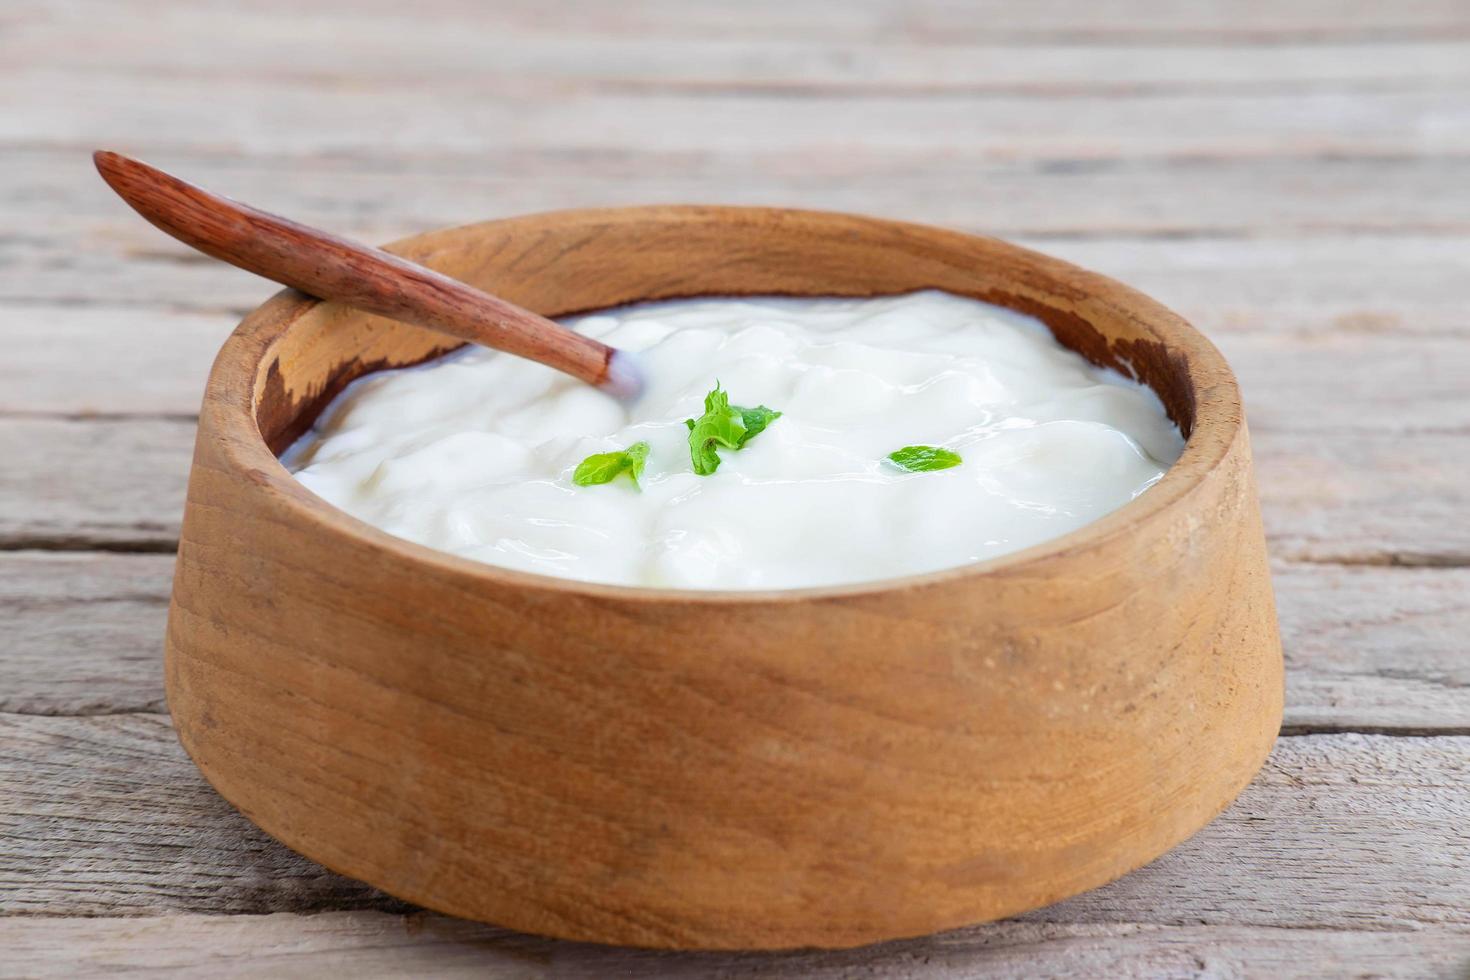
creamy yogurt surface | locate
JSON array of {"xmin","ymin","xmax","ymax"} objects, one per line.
[{"xmin": 285, "ymin": 291, "xmax": 1184, "ymax": 590}]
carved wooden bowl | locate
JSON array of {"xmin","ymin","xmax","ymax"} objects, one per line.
[{"xmin": 165, "ymin": 206, "xmax": 1283, "ymax": 950}]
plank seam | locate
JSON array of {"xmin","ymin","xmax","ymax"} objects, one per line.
[
  {"xmin": 0, "ymin": 537, "xmax": 180, "ymax": 555},
  {"xmin": 0, "ymin": 705, "xmax": 1463, "ymax": 738},
  {"xmin": 8, "ymin": 139, "xmax": 1470, "ymax": 171},
  {"xmin": 12, "ymin": 541, "xmax": 1470, "ymax": 571}
]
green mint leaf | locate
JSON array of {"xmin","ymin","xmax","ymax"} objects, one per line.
[
  {"xmin": 684, "ymin": 384, "xmax": 782, "ymax": 475},
  {"xmin": 887, "ymin": 445, "xmax": 962, "ymax": 473},
  {"xmin": 573, "ymin": 441, "xmax": 650, "ymax": 488},
  {"xmin": 735, "ymin": 405, "xmax": 782, "ymax": 448},
  {"xmin": 684, "ymin": 383, "xmax": 746, "ymax": 475}
]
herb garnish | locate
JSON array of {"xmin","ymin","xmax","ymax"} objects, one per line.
[
  {"xmin": 735, "ymin": 405, "xmax": 782, "ymax": 446},
  {"xmin": 684, "ymin": 383, "xmax": 782, "ymax": 475},
  {"xmin": 573, "ymin": 441, "xmax": 651, "ymax": 488},
  {"xmin": 887, "ymin": 445, "xmax": 962, "ymax": 472}
]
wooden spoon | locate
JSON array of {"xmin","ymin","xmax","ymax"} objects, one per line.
[{"xmin": 93, "ymin": 150, "xmax": 642, "ymax": 400}]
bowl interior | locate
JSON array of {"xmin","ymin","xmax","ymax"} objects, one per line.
[{"xmin": 247, "ymin": 207, "xmax": 1209, "ymax": 459}]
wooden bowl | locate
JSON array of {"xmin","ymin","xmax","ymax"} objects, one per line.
[{"xmin": 166, "ymin": 206, "xmax": 1282, "ymax": 950}]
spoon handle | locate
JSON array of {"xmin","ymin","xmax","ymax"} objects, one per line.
[{"xmin": 94, "ymin": 150, "xmax": 638, "ymax": 398}]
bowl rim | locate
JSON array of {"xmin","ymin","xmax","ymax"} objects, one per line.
[{"xmin": 208, "ymin": 205, "xmax": 1242, "ymax": 604}]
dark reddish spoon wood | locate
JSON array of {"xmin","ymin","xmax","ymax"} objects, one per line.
[{"xmin": 93, "ymin": 150, "xmax": 641, "ymax": 399}]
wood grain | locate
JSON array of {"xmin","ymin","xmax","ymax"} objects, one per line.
[
  {"xmin": 16, "ymin": 83, "xmax": 1470, "ymax": 161},
  {"xmin": 4, "ymin": 914, "xmax": 1469, "ymax": 980},
  {"xmin": 0, "ymin": 418, "xmax": 188, "ymax": 550},
  {"xmin": 3, "ymin": 719, "xmax": 1465, "ymax": 930},
  {"xmin": 6, "ymin": 554, "xmax": 1467, "ymax": 731},
  {"xmin": 0, "ymin": 715, "xmax": 407, "ymax": 916},
  {"xmin": 12, "ymin": 0, "xmax": 1469, "ymax": 45},
  {"xmin": 0, "ymin": 302, "xmax": 228, "ymax": 417},
  {"xmin": 1278, "ymin": 563, "xmax": 1470, "ymax": 731},
  {"xmin": 9, "ymin": 1, "xmax": 1470, "ymax": 86},
  {"xmin": 14, "ymin": 152, "xmax": 1470, "ymax": 247},
  {"xmin": 1254, "ymin": 431, "xmax": 1470, "ymax": 565},
  {"xmin": 0, "ymin": 552, "xmax": 173, "ymax": 716}
]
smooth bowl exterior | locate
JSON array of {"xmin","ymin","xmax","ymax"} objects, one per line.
[{"xmin": 165, "ymin": 206, "xmax": 1283, "ymax": 950}]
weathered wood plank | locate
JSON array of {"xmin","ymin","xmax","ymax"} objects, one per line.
[
  {"xmin": 0, "ymin": 552, "xmax": 174, "ymax": 716},
  {"xmin": 10, "ymin": 0, "xmax": 1470, "ymax": 47},
  {"xmin": 0, "ymin": 303, "xmax": 226, "ymax": 418},
  {"xmin": 1036, "ymin": 732, "xmax": 1470, "ymax": 931},
  {"xmin": 1043, "ymin": 235, "xmax": 1470, "ymax": 340},
  {"xmin": 2, "ymin": 719, "xmax": 1466, "ymax": 931},
  {"xmin": 12, "ymin": 69, "xmax": 1470, "ymax": 159},
  {"xmin": 13, "ymin": 151, "xmax": 1470, "ymax": 265},
  {"xmin": 402, "ymin": 0, "xmax": 1470, "ymax": 42},
  {"xmin": 1253, "ymin": 430, "xmax": 1470, "ymax": 565},
  {"xmin": 2, "ymin": 913, "xmax": 1468, "ymax": 980},
  {"xmin": 1226, "ymin": 334, "xmax": 1470, "ymax": 434},
  {"xmin": 11, "ymin": 2, "xmax": 1470, "ymax": 94},
  {"xmin": 0, "ymin": 419, "xmax": 189, "ymax": 549},
  {"xmin": 0, "ymin": 714, "xmax": 408, "ymax": 916},
  {"xmin": 1277, "ymin": 563, "xmax": 1470, "ymax": 731},
  {"xmin": 7, "ymin": 554, "xmax": 1470, "ymax": 731}
]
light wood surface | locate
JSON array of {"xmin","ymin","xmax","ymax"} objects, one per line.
[{"xmin": 3, "ymin": 0, "xmax": 1468, "ymax": 973}]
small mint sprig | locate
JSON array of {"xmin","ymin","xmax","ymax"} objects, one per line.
[
  {"xmin": 684, "ymin": 383, "xmax": 782, "ymax": 476},
  {"xmin": 573, "ymin": 441, "xmax": 650, "ymax": 488},
  {"xmin": 887, "ymin": 445, "xmax": 962, "ymax": 472}
]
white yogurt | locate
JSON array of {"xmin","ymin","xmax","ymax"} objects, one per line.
[{"xmin": 285, "ymin": 291, "xmax": 1184, "ymax": 590}]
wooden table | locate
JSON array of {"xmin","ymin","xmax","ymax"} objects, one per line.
[{"xmin": 4, "ymin": 2, "xmax": 1469, "ymax": 975}]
